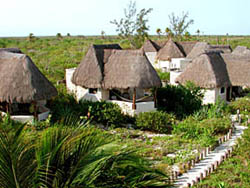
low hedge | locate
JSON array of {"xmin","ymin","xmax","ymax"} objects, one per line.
[{"xmin": 136, "ymin": 111, "xmax": 176, "ymax": 134}]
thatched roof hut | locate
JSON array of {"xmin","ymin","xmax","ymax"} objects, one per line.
[
  {"xmin": 103, "ymin": 50, "xmax": 162, "ymax": 89},
  {"xmin": 175, "ymin": 41, "xmax": 197, "ymax": 56},
  {"xmin": 72, "ymin": 44, "xmax": 161, "ymax": 90},
  {"xmin": 186, "ymin": 42, "xmax": 211, "ymax": 59},
  {"xmin": 157, "ymin": 39, "xmax": 185, "ymax": 60},
  {"xmin": 0, "ymin": 51, "xmax": 57, "ymax": 103},
  {"xmin": 0, "ymin": 48, "xmax": 22, "ymax": 54},
  {"xmin": 232, "ymin": 46, "xmax": 250, "ymax": 58},
  {"xmin": 222, "ymin": 54, "xmax": 250, "ymax": 87},
  {"xmin": 141, "ymin": 40, "xmax": 161, "ymax": 52},
  {"xmin": 186, "ymin": 43, "xmax": 232, "ymax": 59},
  {"xmin": 176, "ymin": 52, "xmax": 231, "ymax": 88},
  {"xmin": 210, "ymin": 45, "xmax": 232, "ymax": 53},
  {"xmin": 72, "ymin": 44, "xmax": 122, "ymax": 88}
]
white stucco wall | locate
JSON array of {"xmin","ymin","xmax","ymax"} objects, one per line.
[
  {"xmin": 157, "ymin": 58, "xmax": 190, "ymax": 72},
  {"xmin": 202, "ymin": 88, "xmax": 216, "ymax": 104},
  {"xmin": 202, "ymin": 87, "xmax": 227, "ymax": 104},
  {"xmin": 66, "ymin": 68, "xmax": 108, "ymax": 102},
  {"xmin": 109, "ymin": 100, "xmax": 156, "ymax": 116},
  {"xmin": 158, "ymin": 60, "xmax": 171, "ymax": 72},
  {"xmin": 170, "ymin": 58, "xmax": 186, "ymax": 70},
  {"xmin": 170, "ymin": 71, "xmax": 182, "ymax": 85},
  {"xmin": 66, "ymin": 68, "xmax": 77, "ymax": 93},
  {"xmin": 145, "ymin": 52, "xmax": 157, "ymax": 67}
]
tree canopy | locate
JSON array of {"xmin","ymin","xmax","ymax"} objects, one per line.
[
  {"xmin": 168, "ymin": 11, "xmax": 194, "ymax": 38},
  {"xmin": 110, "ymin": 1, "xmax": 152, "ymax": 48}
]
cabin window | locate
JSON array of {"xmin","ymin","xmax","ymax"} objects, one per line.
[
  {"xmin": 220, "ymin": 87, "xmax": 225, "ymax": 94},
  {"xmin": 89, "ymin": 88, "xmax": 98, "ymax": 94}
]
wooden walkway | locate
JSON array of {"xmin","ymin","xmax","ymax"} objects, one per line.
[{"xmin": 173, "ymin": 123, "xmax": 247, "ymax": 188}]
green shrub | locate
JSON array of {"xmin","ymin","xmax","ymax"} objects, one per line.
[
  {"xmin": 156, "ymin": 69, "xmax": 170, "ymax": 82},
  {"xmin": 79, "ymin": 100, "xmax": 127, "ymax": 128},
  {"xmin": 157, "ymin": 84, "xmax": 202, "ymax": 119},
  {"xmin": 173, "ymin": 116, "xmax": 231, "ymax": 146},
  {"xmin": 193, "ymin": 98, "xmax": 229, "ymax": 120},
  {"xmin": 228, "ymin": 96, "xmax": 250, "ymax": 114},
  {"xmin": 49, "ymin": 92, "xmax": 128, "ymax": 128},
  {"xmin": 136, "ymin": 111, "xmax": 176, "ymax": 133}
]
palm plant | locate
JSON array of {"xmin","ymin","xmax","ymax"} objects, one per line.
[
  {"xmin": 0, "ymin": 123, "xmax": 170, "ymax": 187},
  {"xmin": 36, "ymin": 126, "xmax": 170, "ymax": 187},
  {"xmin": 0, "ymin": 124, "xmax": 36, "ymax": 188}
]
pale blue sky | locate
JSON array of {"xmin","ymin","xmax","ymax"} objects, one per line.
[{"xmin": 1, "ymin": 0, "xmax": 249, "ymax": 37}]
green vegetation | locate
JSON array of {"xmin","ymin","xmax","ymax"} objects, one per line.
[
  {"xmin": 0, "ymin": 35, "xmax": 249, "ymax": 186},
  {"xmin": 110, "ymin": 1, "xmax": 152, "ymax": 48},
  {"xmin": 156, "ymin": 68, "xmax": 170, "ymax": 82},
  {"xmin": 194, "ymin": 127, "xmax": 250, "ymax": 188},
  {"xmin": 173, "ymin": 116, "xmax": 231, "ymax": 147},
  {"xmin": 228, "ymin": 96, "xmax": 250, "ymax": 114},
  {"xmin": 136, "ymin": 111, "xmax": 176, "ymax": 133},
  {"xmin": 157, "ymin": 84, "xmax": 202, "ymax": 119},
  {"xmin": 0, "ymin": 119, "xmax": 170, "ymax": 188},
  {"xmin": 49, "ymin": 92, "xmax": 131, "ymax": 128}
]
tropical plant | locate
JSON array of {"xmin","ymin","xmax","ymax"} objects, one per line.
[
  {"xmin": 56, "ymin": 33, "xmax": 63, "ymax": 39},
  {"xmin": 110, "ymin": 1, "xmax": 153, "ymax": 48},
  {"xmin": 156, "ymin": 68, "xmax": 170, "ymax": 82},
  {"xmin": 0, "ymin": 124, "xmax": 171, "ymax": 187},
  {"xmin": 0, "ymin": 124, "xmax": 36, "ymax": 188},
  {"xmin": 157, "ymin": 84, "xmax": 202, "ymax": 119},
  {"xmin": 165, "ymin": 27, "xmax": 173, "ymax": 38},
  {"xmin": 168, "ymin": 11, "xmax": 194, "ymax": 38},
  {"xmin": 228, "ymin": 96, "xmax": 250, "ymax": 114},
  {"xmin": 156, "ymin": 28, "xmax": 162, "ymax": 38},
  {"xmin": 136, "ymin": 111, "xmax": 176, "ymax": 133}
]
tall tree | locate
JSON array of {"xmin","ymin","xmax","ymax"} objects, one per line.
[
  {"xmin": 168, "ymin": 12, "xmax": 194, "ymax": 38},
  {"xmin": 110, "ymin": 1, "xmax": 153, "ymax": 48},
  {"xmin": 165, "ymin": 27, "xmax": 173, "ymax": 39},
  {"xmin": 196, "ymin": 29, "xmax": 200, "ymax": 36},
  {"xmin": 156, "ymin": 28, "xmax": 162, "ymax": 38}
]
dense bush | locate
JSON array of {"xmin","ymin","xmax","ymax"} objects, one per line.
[
  {"xmin": 173, "ymin": 116, "xmax": 231, "ymax": 146},
  {"xmin": 228, "ymin": 96, "xmax": 250, "ymax": 114},
  {"xmin": 156, "ymin": 84, "xmax": 202, "ymax": 119},
  {"xmin": 136, "ymin": 111, "xmax": 176, "ymax": 133},
  {"xmin": 80, "ymin": 100, "xmax": 127, "ymax": 127},
  {"xmin": 193, "ymin": 98, "xmax": 229, "ymax": 120}
]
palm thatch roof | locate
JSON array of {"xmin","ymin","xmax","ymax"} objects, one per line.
[
  {"xmin": 210, "ymin": 45, "xmax": 232, "ymax": 53},
  {"xmin": 186, "ymin": 43, "xmax": 232, "ymax": 59},
  {"xmin": 157, "ymin": 39, "xmax": 185, "ymax": 61},
  {"xmin": 232, "ymin": 46, "xmax": 250, "ymax": 58},
  {"xmin": 72, "ymin": 44, "xmax": 161, "ymax": 89},
  {"xmin": 103, "ymin": 50, "xmax": 162, "ymax": 89},
  {"xmin": 0, "ymin": 51, "xmax": 57, "ymax": 103},
  {"xmin": 176, "ymin": 52, "xmax": 231, "ymax": 88},
  {"xmin": 176, "ymin": 41, "xmax": 197, "ymax": 56},
  {"xmin": 141, "ymin": 40, "xmax": 161, "ymax": 52},
  {"xmin": 72, "ymin": 44, "xmax": 122, "ymax": 88},
  {"xmin": 186, "ymin": 42, "xmax": 211, "ymax": 59},
  {"xmin": 222, "ymin": 54, "xmax": 250, "ymax": 87},
  {"xmin": 0, "ymin": 48, "xmax": 22, "ymax": 54}
]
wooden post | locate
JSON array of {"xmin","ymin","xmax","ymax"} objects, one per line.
[
  {"xmin": 132, "ymin": 88, "xmax": 136, "ymax": 110},
  {"xmin": 154, "ymin": 88, "xmax": 157, "ymax": 108},
  {"xmin": 6, "ymin": 102, "xmax": 9, "ymax": 114},
  {"xmin": 33, "ymin": 101, "xmax": 38, "ymax": 120}
]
